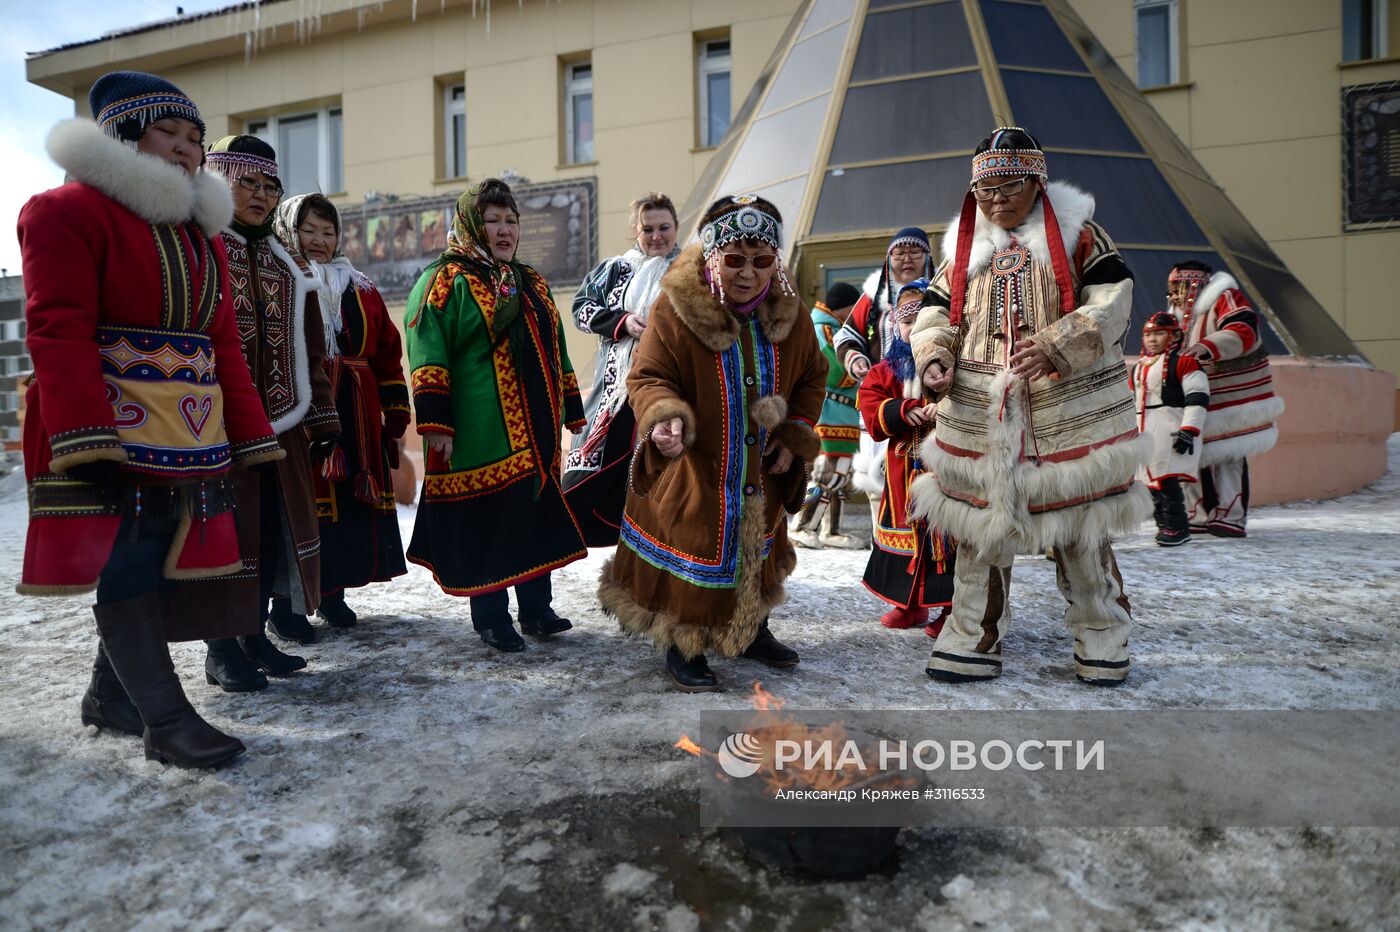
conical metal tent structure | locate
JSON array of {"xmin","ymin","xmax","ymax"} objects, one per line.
[{"xmin": 679, "ymin": 0, "xmax": 1363, "ymax": 360}]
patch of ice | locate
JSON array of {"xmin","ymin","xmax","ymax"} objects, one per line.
[{"xmin": 603, "ymin": 862, "xmax": 656, "ymax": 897}]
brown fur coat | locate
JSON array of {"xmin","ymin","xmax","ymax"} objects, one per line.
[{"xmin": 597, "ymin": 245, "xmax": 827, "ymax": 658}]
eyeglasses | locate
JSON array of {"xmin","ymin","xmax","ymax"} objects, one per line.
[
  {"xmin": 720, "ymin": 252, "xmax": 777, "ymax": 270},
  {"xmin": 237, "ymin": 176, "xmax": 284, "ymax": 197},
  {"xmin": 889, "ymin": 247, "xmax": 927, "ymax": 260},
  {"xmin": 971, "ymin": 177, "xmax": 1029, "ymax": 201}
]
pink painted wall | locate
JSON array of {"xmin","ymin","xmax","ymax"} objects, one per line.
[{"xmin": 1250, "ymin": 358, "xmax": 1395, "ymax": 504}]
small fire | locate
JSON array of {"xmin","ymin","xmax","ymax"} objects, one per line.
[
  {"xmin": 674, "ymin": 734, "xmax": 707, "ymax": 757},
  {"xmin": 749, "ymin": 682, "xmax": 785, "ymax": 712},
  {"xmin": 675, "ymin": 682, "xmax": 896, "ymax": 793}
]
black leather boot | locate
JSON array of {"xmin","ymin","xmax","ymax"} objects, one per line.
[
  {"xmin": 666, "ymin": 647, "xmax": 720, "ymax": 692},
  {"xmin": 79, "ymin": 640, "xmax": 144, "ymax": 737},
  {"xmin": 479, "ymin": 623, "xmax": 526, "ymax": 653},
  {"xmin": 204, "ymin": 638, "xmax": 268, "ymax": 692},
  {"xmin": 239, "ymin": 621, "xmax": 306, "ymax": 677},
  {"xmin": 268, "ymin": 597, "xmax": 316, "ymax": 644},
  {"xmin": 96, "ymin": 593, "xmax": 246, "ymax": 768},
  {"xmin": 741, "ymin": 619, "xmax": 800, "ymax": 668},
  {"xmin": 315, "ymin": 593, "xmax": 357, "ymax": 628},
  {"xmin": 518, "ymin": 612, "xmax": 573, "ymax": 638}
]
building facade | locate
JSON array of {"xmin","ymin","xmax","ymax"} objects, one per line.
[
  {"xmin": 1073, "ymin": 0, "xmax": 1400, "ymax": 380},
  {"xmin": 23, "ymin": 0, "xmax": 1400, "ymax": 389}
]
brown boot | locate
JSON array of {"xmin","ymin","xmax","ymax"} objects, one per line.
[{"xmin": 94, "ymin": 592, "xmax": 245, "ymax": 769}]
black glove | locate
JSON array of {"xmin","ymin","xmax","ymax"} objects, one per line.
[
  {"xmin": 65, "ymin": 459, "xmax": 123, "ymax": 486},
  {"xmin": 1172, "ymin": 430, "xmax": 1195, "ymax": 456},
  {"xmin": 309, "ymin": 434, "xmax": 340, "ymax": 463}
]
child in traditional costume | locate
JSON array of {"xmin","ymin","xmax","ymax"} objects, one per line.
[
  {"xmin": 1130, "ymin": 312, "xmax": 1209, "ymax": 547},
  {"xmin": 790, "ymin": 281, "xmax": 863, "ymax": 549},
  {"xmin": 858, "ymin": 281, "xmax": 955, "ymax": 631}
]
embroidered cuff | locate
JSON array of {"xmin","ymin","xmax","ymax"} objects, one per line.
[
  {"xmin": 304, "ymin": 406, "xmax": 342, "ymax": 440},
  {"xmin": 47, "ymin": 427, "xmax": 127, "ymax": 475},
  {"xmin": 412, "ymin": 365, "xmax": 453, "ymax": 437},
  {"xmin": 231, "ymin": 435, "xmax": 286, "ymax": 467}
]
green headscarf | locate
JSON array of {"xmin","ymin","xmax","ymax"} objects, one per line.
[{"xmin": 407, "ymin": 182, "xmax": 523, "ymax": 347}]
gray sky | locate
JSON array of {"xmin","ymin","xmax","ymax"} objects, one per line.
[{"xmin": 1, "ymin": 0, "xmax": 232, "ymax": 275}]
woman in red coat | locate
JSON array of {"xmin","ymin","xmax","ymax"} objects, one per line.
[
  {"xmin": 16, "ymin": 71, "xmax": 283, "ymax": 768},
  {"xmin": 274, "ymin": 193, "xmax": 410, "ymax": 626}
]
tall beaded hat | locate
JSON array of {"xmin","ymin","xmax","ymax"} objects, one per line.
[
  {"xmin": 205, "ymin": 135, "xmax": 281, "ymax": 182},
  {"xmin": 697, "ymin": 194, "xmax": 794, "ymax": 302},
  {"xmin": 948, "ymin": 125, "xmax": 1076, "ymax": 328},
  {"xmin": 88, "ymin": 70, "xmax": 206, "ymax": 143}
]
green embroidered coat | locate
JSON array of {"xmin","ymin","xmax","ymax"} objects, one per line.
[{"xmin": 405, "ymin": 260, "xmax": 587, "ymax": 595}]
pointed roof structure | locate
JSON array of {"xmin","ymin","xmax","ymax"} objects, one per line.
[{"xmin": 679, "ymin": 0, "xmax": 1362, "ymax": 360}]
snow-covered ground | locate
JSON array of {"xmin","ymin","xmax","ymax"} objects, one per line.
[{"xmin": 1, "ymin": 440, "xmax": 1398, "ymax": 930}]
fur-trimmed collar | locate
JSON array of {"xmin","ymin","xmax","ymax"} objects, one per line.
[
  {"xmin": 46, "ymin": 118, "xmax": 232, "ymax": 237},
  {"xmin": 940, "ymin": 180, "xmax": 1096, "ymax": 276},
  {"xmin": 659, "ymin": 245, "xmax": 803, "ymax": 352},
  {"xmin": 1193, "ymin": 270, "xmax": 1239, "ymax": 317}
]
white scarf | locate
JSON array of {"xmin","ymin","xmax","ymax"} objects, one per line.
[
  {"xmin": 608, "ymin": 245, "xmax": 675, "ymax": 417},
  {"xmin": 310, "ymin": 256, "xmax": 356, "ymax": 359}
]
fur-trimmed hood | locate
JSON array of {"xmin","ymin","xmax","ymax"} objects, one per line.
[
  {"xmin": 940, "ymin": 181, "xmax": 1096, "ymax": 277},
  {"xmin": 46, "ymin": 118, "xmax": 232, "ymax": 237},
  {"xmin": 658, "ymin": 244, "xmax": 803, "ymax": 353},
  {"xmin": 1192, "ymin": 270, "xmax": 1239, "ymax": 318}
]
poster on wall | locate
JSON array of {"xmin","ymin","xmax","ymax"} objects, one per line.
[
  {"xmin": 1343, "ymin": 81, "xmax": 1400, "ymax": 227},
  {"xmin": 334, "ymin": 178, "xmax": 597, "ymax": 301}
]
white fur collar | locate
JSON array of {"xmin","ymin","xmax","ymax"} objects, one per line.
[
  {"xmin": 939, "ymin": 180, "xmax": 1096, "ymax": 276},
  {"xmin": 1193, "ymin": 271, "xmax": 1239, "ymax": 317},
  {"xmin": 46, "ymin": 118, "xmax": 232, "ymax": 237},
  {"xmin": 861, "ymin": 267, "xmax": 891, "ymax": 311}
]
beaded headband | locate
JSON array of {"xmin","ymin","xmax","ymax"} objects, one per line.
[
  {"xmin": 205, "ymin": 149, "xmax": 280, "ymax": 180},
  {"xmin": 1143, "ymin": 311, "xmax": 1182, "ymax": 333},
  {"xmin": 887, "ymin": 234, "xmax": 929, "ymax": 254},
  {"xmin": 97, "ymin": 91, "xmax": 202, "ymax": 136},
  {"xmin": 1167, "ymin": 267, "xmax": 1211, "ymax": 285},
  {"xmin": 699, "ymin": 195, "xmax": 782, "ymax": 258},
  {"xmin": 971, "ymin": 126, "xmax": 1048, "ymax": 185}
]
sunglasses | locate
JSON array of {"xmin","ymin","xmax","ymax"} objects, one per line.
[
  {"xmin": 971, "ymin": 177, "xmax": 1029, "ymax": 201},
  {"xmin": 720, "ymin": 252, "xmax": 777, "ymax": 270}
]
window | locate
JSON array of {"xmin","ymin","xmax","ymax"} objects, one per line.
[
  {"xmin": 0, "ymin": 320, "xmax": 21, "ymax": 342},
  {"xmin": 1343, "ymin": 0, "xmax": 1390, "ymax": 61},
  {"xmin": 247, "ymin": 105, "xmax": 344, "ymax": 196},
  {"xmin": 444, "ymin": 83, "xmax": 466, "ymax": 178},
  {"xmin": 564, "ymin": 62, "xmax": 594, "ymax": 164},
  {"xmin": 698, "ymin": 38, "xmax": 732, "ymax": 148},
  {"xmin": 1343, "ymin": 81, "xmax": 1400, "ymax": 226},
  {"xmin": 1135, "ymin": 0, "xmax": 1178, "ymax": 88}
]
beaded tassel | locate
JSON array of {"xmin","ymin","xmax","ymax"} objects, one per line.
[
  {"xmin": 706, "ymin": 250, "xmax": 726, "ymax": 304},
  {"xmin": 775, "ymin": 254, "xmax": 796, "ymax": 297}
]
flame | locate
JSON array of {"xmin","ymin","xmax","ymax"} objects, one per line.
[
  {"xmin": 749, "ymin": 681, "xmax": 786, "ymax": 712},
  {"xmin": 674, "ymin": 735, "xmax": 706, "ymax": 757},
  {"xmin": 675, "ymin": 685, "xmax": 912, "ymax": 794}
]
